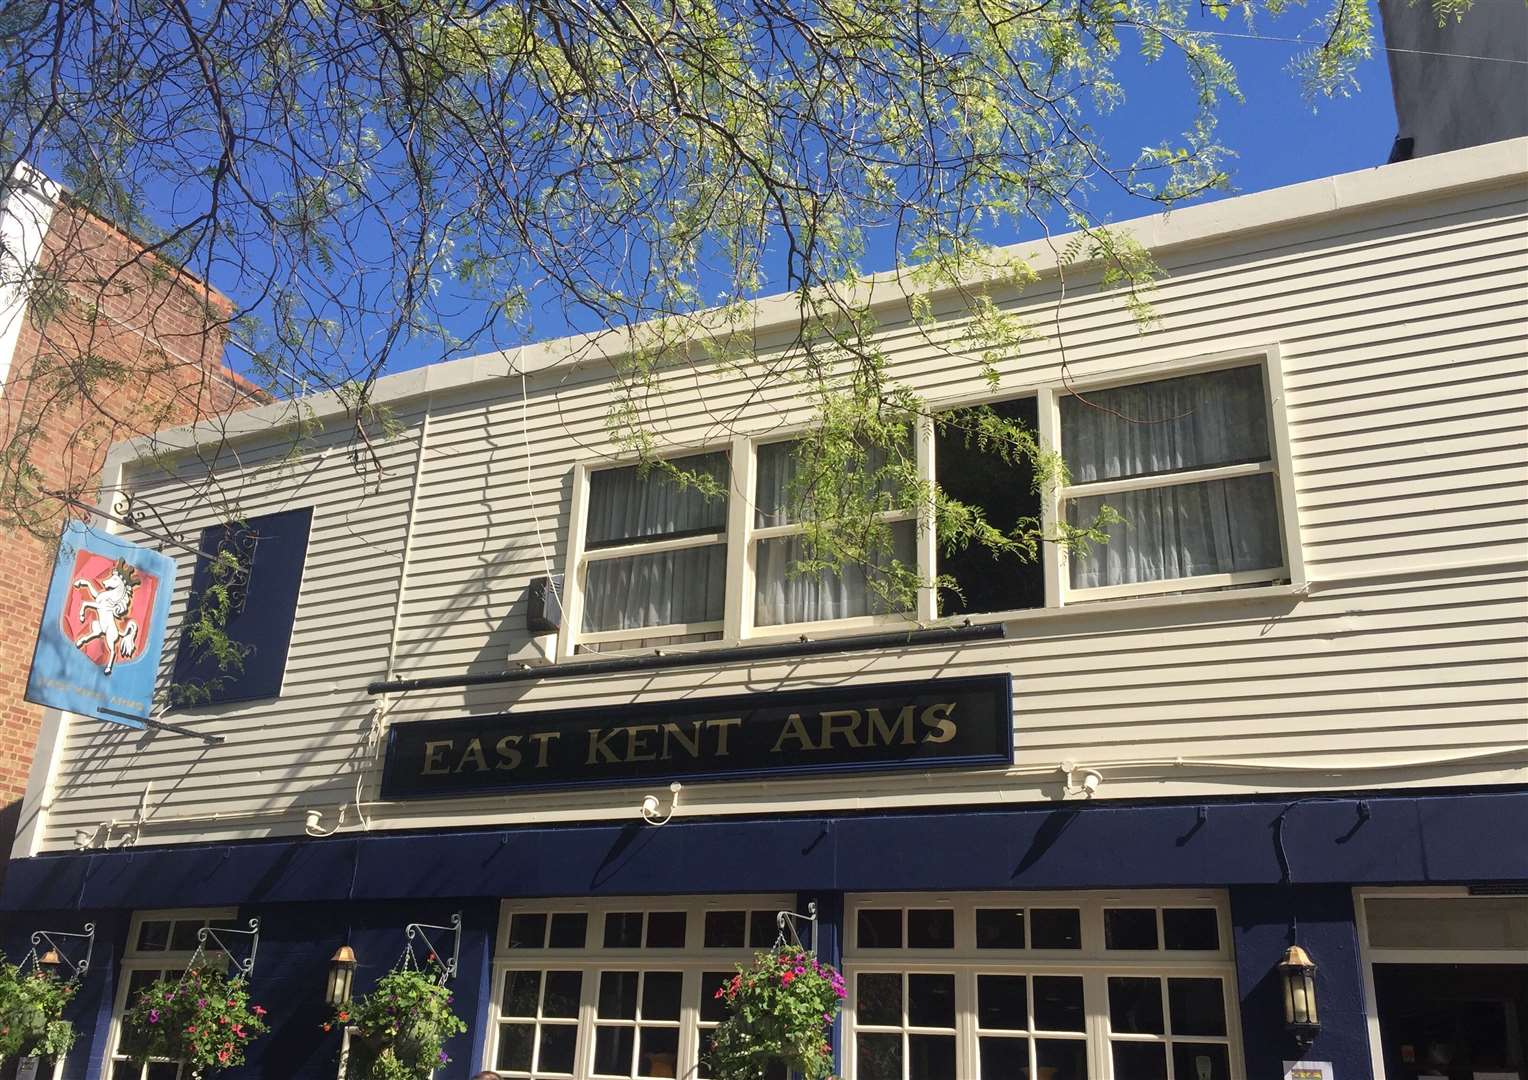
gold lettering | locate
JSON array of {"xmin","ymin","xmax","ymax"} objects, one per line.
[
  {"xmin": 421, "ymin": 739, "xmax": 454, "ymax": 775},
  {"xmin": 529, "ymin": 731, "xmax": 560, "ymax": 768},
  {"xmin": 710, "ymin": 716, "xmax": 742, "ymax": 756},
  {"xmin": 455, "ymin": 737, "xmax": 489, "ymax": 772},
  {"xmin": 868, "ymin": 705, "xmax": 917, "ymax": 746},
  {"xmin": 493, "ymin": 734, "xmax": 523, "ymax": 771},
  {"xmin": 819, "ymin": 709, "xmax": 865, "ymax": 749},
  {"xmin": 920, "ymin": 702, "xmax": 958, "ymax": 744},
  {"xmin": 660, "ymin": 721, "xmax": 703, "ymax": 760},
  {"xmin": 587, "ymin": 727, "xmax": 620, "ymax": 765},
  {"xmin": 771, "ymin": 713, "xmax": 818, "ymax": 753},
  {"xmin": 626, "ymin": 724, "xmax": 659, "ymax": 763}
]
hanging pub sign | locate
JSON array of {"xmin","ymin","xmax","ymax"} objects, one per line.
[
  {"xmin": 24, "ymin": 521, "xmax": 176, "ymax": 728},
  {"xmin": 382, "ymin": 673, "xmax": 1012, "ymax": 799}
]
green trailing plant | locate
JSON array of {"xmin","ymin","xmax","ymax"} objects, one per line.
[
  {"xmin": 119, "ymin": 962, "xmax": 268, "ymax": 1077},
  {"xmin": 330, "ymin": 959, "xmax": 466, "ymax": 1080},
  {"xmin": 707, "ymin": 947, "xmax": 846, "ymax": 1080},
  {"xmin": 0, "ymin": 0, "xmax": 1481, "ymax": 624},
  {"xmin": 0, "ymin": 957, "xmax": 76, "ymax": 1062}
]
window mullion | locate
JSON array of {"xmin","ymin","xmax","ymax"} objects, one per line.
[
  {"xmin": 575, "ymin": 963, "xmax": 598, "ymax": 1080},
  {"xmin": 558, "ymin": 462, "xmax": 591, "ymax": 661},
  {"xmin": 725, "ymin": 435, "xmax": 752, "ymax": 640},
  {"xmin": 582, "ymin": 531, "xmax": 727, "ymax": 560},
  {"xmin": 1058, "ymin": 459, "xmax": 1272, "ymax": 501},
  {"xmin": 916, "ymin": 414, "xmax": 937, "ymax": 623},
  {"xmin": 1036, "ymin": 386, "xmax": 1063, "ymax": 609}
]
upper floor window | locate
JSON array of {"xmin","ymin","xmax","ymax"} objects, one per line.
[
  {"xmin": 576, "ymin": 453, "xmax": 729, "ymax": 653},
  {"xmin": 753, "ymin": 439, "xmax": 914, "ymax": 627},
  {"xmin": 1060, "ymin": 365, "xmax": 1286, "ymax": 598},
  {"xmin": 560, "ymin": 352, "xmax": 1299, "ymax": 657}
]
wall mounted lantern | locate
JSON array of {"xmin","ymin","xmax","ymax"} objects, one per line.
[
  {"xmin": 1279, "ymin": 945, "xmax": 1320, "ymax": 1048},
  {"xmin": 326, "ymin": 945, "xmax": 357, "ymax": 1006}
]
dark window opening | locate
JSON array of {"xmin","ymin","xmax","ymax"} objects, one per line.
[
  {"xmin": 935, "ymin": 397, "xmax": 1044, "ymax": 616},
  {"xmin": 1374, "ymin": 963, "xmax": 1528, "ymax": 1080}
]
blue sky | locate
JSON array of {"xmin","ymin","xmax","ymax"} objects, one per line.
[{"xmin": 85, "ymin": 2, "xmax": 1405, "ymax": 381}]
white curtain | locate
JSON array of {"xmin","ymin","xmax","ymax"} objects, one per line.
[
  {"xmin": 583, "ymin": 546, "xmax": 727, "ymax": 631},
  {"xmin": 1062, "ymin": 368, "xmax": 1282, "ymax": 589},
  {"xmin": 1061, "ymin": 365, "xmax": 1270, "ymax": 482},
  {"xmin": 754, "ymin": 523, "xmax": 915, "ymax": 626},
  {"xmin": 582, "ymin": 452, "xmax": 729, "ymax": 632},
  {"xmin": 753, "ymin": 440, "xmax": 914, "ymax": 625},
  {"xmin": 586, "ymin": 452, "xmax": 728, "ymax": 544}
]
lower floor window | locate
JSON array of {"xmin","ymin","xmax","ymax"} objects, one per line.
[
  {"xmin": 844, "ymin": 892, "xmax": 1240, "ymax": 1080},
  {"xmin": 845, "ymin": 969, "xmax": 1234, "ymax": 1080},
  {"xmin": 110, "ymin": 967, "xmax": 191, "ymax": 1080},
  {"xmin": 487, "ymin": 893, "xmax": 1238, "ymax": 1079}
]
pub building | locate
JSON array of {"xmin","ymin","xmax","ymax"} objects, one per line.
[{"xmin": 2, "ymin": 142, "xmax": 1526, "ymax": 1080}]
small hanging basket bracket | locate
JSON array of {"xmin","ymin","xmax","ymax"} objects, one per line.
[
  {"xmin": 403, "ymin": 911, "xmax": 462, "ymax": 983},
  {"xmin": 29, "ymin": 922, "xmax": 97, "ymax": 981},
  {"xmin": 775, "ymin": 900, "xmax": 818, "ymax": 953},
  {"xmin": 198, "ymin": 917, "xmax": 262, "ymax": 980}
]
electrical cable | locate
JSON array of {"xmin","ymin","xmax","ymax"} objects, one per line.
[
  {"xmin": 515, "ymin": 345, "xmax": 561, "ymax": 610},
  {"xmin": 1175, "ymin": 24, "xmax": 1528, "ymax": 65}
]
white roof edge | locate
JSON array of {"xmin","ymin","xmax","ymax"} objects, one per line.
[{"xmin": 112, "ymin": 135, "xmax": 1528, "ymax": 469}]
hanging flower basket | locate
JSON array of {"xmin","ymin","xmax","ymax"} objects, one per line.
[
  {"xmin": 119, "ymin": 962, "xmax": 268, "ymax": 1076},
  {"xmin": 330, "ymin": 957, "xmax": 466, "ymax": 1080},
  {"xmin": 0, "ymin": 956, "xmax": 77, "ymax": 1063},
  {"xmin": 707, "ymin": 947, "xmax": 846, "ymax": 1080}
]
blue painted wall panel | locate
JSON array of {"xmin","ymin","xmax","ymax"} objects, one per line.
[{"xmin": 1230, "ymin": 886, "xmax": 1373, "ymax": 1080}]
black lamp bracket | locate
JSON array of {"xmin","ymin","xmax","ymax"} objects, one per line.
[
  {"xmin": 29, "ymin": 922, "xmax": 96, "ymax": 981},
  {"xmin": 775, "ymin": 901, "xmax": 819, "ymax": 952},
  {"xmin": 198, "ymin": 917, "xmax": 262, "ymax": 979},
  {"xmin": 404, "ymin": 912, "xmax": 462, "ymax": 982}
]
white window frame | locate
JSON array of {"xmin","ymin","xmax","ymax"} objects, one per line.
[
  {"xmin": 842, "ymin": 890, "xmax": 1244, "ymax": 1080},
  {"xmin": 1047, "ymin": 348, "xmax": 1303, "ymax": 605},
  {"xmin": 103, "ymin": 908, "xmax": 237, "ymax": 1080},
  {"xmin": 558, "ymin": 346, "xmax": 1304, "ymax": 658},
  {"xmin": 745, "ymin": 433, "xmax": 920, "ymax": 637},
  {"xmin": 1353, "ymin": 886, "xmax": 1528, "ymax": 1080},
  {"xmin": 485, "ymin": 895, "xmax": 794, "ymax": 1079},
  {"xmin": 559, "ymin": 447, "xmax": 735, "ymax": 660}
]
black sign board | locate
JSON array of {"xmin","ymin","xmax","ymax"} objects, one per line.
[{"xmin": 381, "ymin": 674, "xmax": 1012, "ymax": 800}]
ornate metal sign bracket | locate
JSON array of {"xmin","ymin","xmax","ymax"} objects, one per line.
[
  {"xmin": 30, "ymin": 922, "xmax": 96, "ymax": 981},
  {"xmin": 776, "ymin": 900, "xmax": 818, "ymax": 952},
  {"xmin": 404, "ymin": 911, "xmax": 462, "ymax": 982},
  {"xmin": 199, "ymin": 917, "xmax": 262, "ymax": 979}
]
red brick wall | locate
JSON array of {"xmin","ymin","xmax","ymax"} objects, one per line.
[{"xmin": 0, "ymin": 197, "xmax": 263, "ymax": 874}]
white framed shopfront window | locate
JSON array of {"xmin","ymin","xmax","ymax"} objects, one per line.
[
  {"xmin": 1354, "ymin": 887, "xmax": 1528, "ymax": 1080},
  {"xmin": 557, "ymin": 346, "xmax": 1304, "ymax": 659},
  {"xmin": 102, "ymin": 909, "xmax": 238, "ymax": 1080},
  {"xmin": 486, "ymin": 895, "xmax": 794, "ymax": 1079},
  {"xmin": 842, "ymin": 891, "xmax": 1243, "ymax": 1080}
]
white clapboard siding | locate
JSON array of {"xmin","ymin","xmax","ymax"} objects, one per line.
[{"xmin": 31, "ymin": 148, "xmax": 1528, "ymax": 851}]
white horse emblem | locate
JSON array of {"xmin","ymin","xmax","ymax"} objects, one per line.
[{"xmin": 73, "ymin": 558, "xmax": 142, "ymax": 675}]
